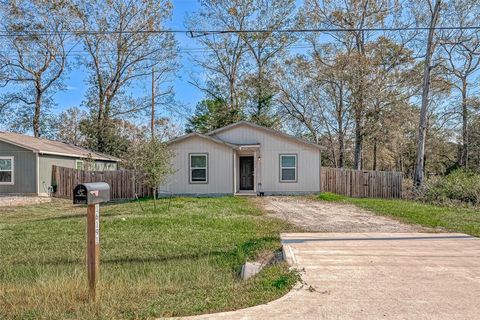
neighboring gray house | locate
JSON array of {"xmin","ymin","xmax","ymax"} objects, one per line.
[
  {"xmin": 0, "ymin": 132, "xmax": 121, "ymax": 196},
  {"xmin": 163, "ymin": 121, "xmax": 322, "ymax": 196}
]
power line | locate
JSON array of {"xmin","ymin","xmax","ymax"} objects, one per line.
[
  {"xmin": 0, "ymin": 25, "xmax": 480, "ymax": 37},
  {"xmin": 0, "ymin": 44, "xmax": 316, "ymax": 57}
]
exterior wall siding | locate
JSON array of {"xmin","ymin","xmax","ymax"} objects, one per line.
[
  {"xmin": 0, "ymin": 141, "xmax": 37, "ymax": 194},
  {"xmin": 212, "ymin": 124, "xmax": 321, "ymax": 193},
  {"xmin": 162, "ymin": 136, "xmax": 234, "ymax": 195},
  {"xmin": 39, "ymin": 155, "xmax": 118, "ymax": 195}
]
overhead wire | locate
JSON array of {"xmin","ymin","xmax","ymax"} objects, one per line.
[{"xmin": 0, "ymin": 25, "xmax": 479, "ymax": 37}]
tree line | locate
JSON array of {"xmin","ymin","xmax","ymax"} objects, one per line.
[
  {"xmin": 187, "ymin": 0, "xmax": 480, "ymax": 186},
  {"xmin": 1, "ymin": 0, "xmax": 480, "ymax": 188}
]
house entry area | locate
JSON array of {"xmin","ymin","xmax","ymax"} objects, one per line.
[{"xmin": 239, "ymin": 156, "xmax": 254, "ymax": 191}]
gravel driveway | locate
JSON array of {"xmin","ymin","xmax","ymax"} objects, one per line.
[
  {"xmin": 0, "ymin": 196, "xmax": 51, "ymax": 207},
  {"xmin": 256, "ymin": 196, "xmax": 430, "ymax": 232}
]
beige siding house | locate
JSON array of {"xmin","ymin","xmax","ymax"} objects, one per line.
[{"xmin": 163, "ymin": 121, "xmax": 322, "ymax": 196}]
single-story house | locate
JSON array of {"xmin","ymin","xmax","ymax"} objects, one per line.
[
  {"xmin": 162, "ymin": 121, "xmax": 322, "ymax": 196},
  {"xmin": 0, "ymin": 132, "xmax": 121, "ymax": 196}
]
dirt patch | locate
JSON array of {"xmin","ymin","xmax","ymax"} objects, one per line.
[
  {"xmin": 0, "ymin": 196, "xmax": 51, "ymax": 207},
  {"xmin": 256, "ymin": 196, "xmax": 430, "ymax": 232}
]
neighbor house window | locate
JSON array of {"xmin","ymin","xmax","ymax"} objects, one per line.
[
  {"xmin": 280, "ymin": 154, "xmax": 297, "ymax": 182},
  {"xmin": 75, "ymin": 160, "xmax": 84, "ymax": 170},
  {"xmin": 189, "ymin": 154, "xmax": 208, "ymax": 183},
  {"xmin": 0, "ymin": 156, "xmax": 14, "ymax": 185}
]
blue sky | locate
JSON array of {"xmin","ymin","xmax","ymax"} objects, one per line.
[{"xmin": 53, "ymin": 0, "xmax": 204, "ymax": 123}]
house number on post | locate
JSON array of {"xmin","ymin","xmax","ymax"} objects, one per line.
[
  {"xmin": 73, "ymin": 182, "xmax": 110, "ymax": 301},
  {"xmin": 95, "ymin": 204, "xmax": 100, "ymax": 245}
]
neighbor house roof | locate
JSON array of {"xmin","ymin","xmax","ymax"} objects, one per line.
[
  {"xmin": 207, "ymin": 121, "xmax": 324, "ymax": 150},
  {"xmin": 167, "ymin": 132, "xmax": 238, "ymax": 149},
  {"xmin": 0, "ymin": 131, "xmax": 121, "ymax": 161}
]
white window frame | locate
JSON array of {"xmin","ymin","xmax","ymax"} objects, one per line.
[
  {"xmin": 0, "ymin": 156, "xmax": 14, "ymax": 185},
  {"xmin": 189, "ymin": 153, "xmax": 208, "ymax": 184},
  {"xmin": 279, "ymin": 154, "xmax": 297, "ymax": 183},
  {"xmin": 75, "ymin": 160, "xmax": 84, "ymax": 170}
]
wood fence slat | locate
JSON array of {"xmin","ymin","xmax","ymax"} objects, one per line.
[
  {"xmin": 51, "ymin": 165, "xmax": 151, "ymax": 201},
  {"xmin": 320, "ymin": 167, "xmax": 403, "ymax": 199}
]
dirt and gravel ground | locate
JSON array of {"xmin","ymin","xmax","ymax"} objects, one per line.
[
  {"xmin": 0, "ymin": 196, "xmax": 51, "ymax": 207},
  {"xmin": 255, "ymin": 196, "xmax": 431, "ymax": 232}
]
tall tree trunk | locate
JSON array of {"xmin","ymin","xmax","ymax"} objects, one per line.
[
  {"xmin": 373, "ymin": 140, "xmax": 378, "ymax": 171},
  {"xmin": 33, "ymin": 78, "xmax": 42, "ymax": 137},
  {"xmin": 338, "ymin": 133, "xmax": 345, "ymax": 168},
  {"xmin": 354, "ymin": 110, "xmax": 363, "ymax": 170},
  {"xmin": 414, "ymin": 0, "xmax": 441, "ymax": 187},
  {"xmin": 461, "ymin": 77, "xmax": 468, "ymax": 168},
  {"xmin": 353, "ymin": 30, "xmax": 366, "ymax": 170},
  {"xmin": 151, "ymin": 67, "xmax": 155, "ymax": 139},
  {"xmin": 337, "ymin": 83, "xmax": 345, "ymax": 168}
]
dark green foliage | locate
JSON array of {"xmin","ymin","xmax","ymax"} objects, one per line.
[
  {"xmin": 420, "ymin": 170, "xmax": 480, "ymax": 205},
  {"xmin": 79, "ymin": 116, "xmax": 137, "ymax": 157},
  {"xmin": 249, "ymin": 94, "xmax": 280, "ymax": 128},
  {"xmin": 186, "ymin": 99, "xmax": 244, "ymax": 133}
]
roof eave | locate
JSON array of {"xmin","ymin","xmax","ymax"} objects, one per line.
[
  {"xmin": 207, "ymin": 121, "xmax": 325, "ymax": 150},
  {"xmin": 38, "ymin": 151, "xmax": 120, "ymax": 162},
  {"xmin": 168, "ymin": 132, "xmax": 238, "ymax": 149}
]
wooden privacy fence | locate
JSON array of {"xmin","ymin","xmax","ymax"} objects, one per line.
[
  {"xmin": 52, "ymin": 165, "xmax": 152, "ymax": 200},
  {"xmin": 321, "ymin": 167, "xmax": 403, "ymax": 199}
]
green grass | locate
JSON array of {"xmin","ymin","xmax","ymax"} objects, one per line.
[
  {"xmin": 0, "ymin": 197, "xmax": 300, "ymax": 320},
  {"xmin": 317, "ymin": 192, "xmax": 480, "ymax": 237}
]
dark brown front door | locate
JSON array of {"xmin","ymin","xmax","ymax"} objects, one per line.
[{"xmin": 240, "ymin": 156, "xmax": 254, "ymax": 190}]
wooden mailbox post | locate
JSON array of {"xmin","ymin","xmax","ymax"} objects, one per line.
[{"xmin": 73, "ymin": 182, "xmax": 110, "ymax": 301}]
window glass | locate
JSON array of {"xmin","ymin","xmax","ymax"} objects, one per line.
[
  {"xmin": 0, "ymin": 158, "xmax": 12, "ymax": 170},
  {"xmin": 0, "ymin": 157, "xmax": 13, "ymax": 184},
  {"xmin": 280, "ymin": 155, "xmax": 296, "ymax": 182},
  {"xmin": 191, "ymin": 169, "xmax": 206, "ymax": 181},
  {"xmin": 0, "ymin": 172, "xmax": 12, "ymax": 183},
  {"xmin": 190, "ymin": 154, "xmax": 207, "ymax": 183},
  {"xmin": 191, "ymin": 155, "xmax": 206, "ymax": 168},
  {"xmin": 281, "ymin": 156, "xmax": 296, "ymax": 167},
  {"xmin": 281, "ymin": 168, "xmax": 296, "ymax": 181},
  {"xmin": 76, "ymin": 160, "xmax": 84, "ymax": 170}
]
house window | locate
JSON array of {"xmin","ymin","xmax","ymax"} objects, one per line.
[
  {"xmin": 75, "ymin": 160, "xmax": 84, "ymax": 170},
  {"xmin": 189, "ymin": 154, "xmax": 208, "ymax": 183},
  {"xmin": 280, "ymin": 154, "xmax": 297, "ymax": 182},
  {"xmin": 0, "ymin": 156, "xmax": 14, "ymax": 185}
]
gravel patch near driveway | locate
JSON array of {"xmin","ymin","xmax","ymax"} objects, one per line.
[
  {"xmin": 256, "ymin": 196, "xmax": 430, "ymax": 232},
  {"xmin": 0, "ymin": 196, "xmax": 51, "ymax": 207}
]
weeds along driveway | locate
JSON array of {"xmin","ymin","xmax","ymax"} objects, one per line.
[{"xmin": 255, "ymin": 196, "xmax": 431, "ymax": 233}]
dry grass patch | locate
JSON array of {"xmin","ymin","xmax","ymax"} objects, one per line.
[{"xmin": 0, "ymin": 197, "xmax": 298, "ymax": 319}]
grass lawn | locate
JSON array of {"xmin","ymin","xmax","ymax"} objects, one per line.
[
  {"xmin": 317, "ymin": 192, "xmax": 480, "ymax": 237},
  {"xmin": 0, "ymin": 197, "xmax": 299, "ymax": 320}
]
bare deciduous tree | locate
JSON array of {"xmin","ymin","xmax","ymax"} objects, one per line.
[
  {"xmin": 302, "ymin": 0, "xmax": 392, "ymax": 170},
  {"xmin": 73, "ymin": 0, "xmax": 178, "ymax": 153},
  {"xmin": 187, "ymin": 0, "xmax": 250, "ymax": 116},
  {"xmin": 414, "ymin": 0, "xmax": 442, "ymax": 187},
  {"xmin": 439, "ymin": 0, "xmax": 480, "ymax": 168},
  {"xmin": 0, "ymin": 0, "xmax": 70, "ymax": 137}
]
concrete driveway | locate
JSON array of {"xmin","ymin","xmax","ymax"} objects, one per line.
[{"xmin": 185, "ymin": 232, "xmax": 480, "ymax": 319}]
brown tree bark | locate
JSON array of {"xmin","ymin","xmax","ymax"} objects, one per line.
[
  {"xmin": 33, "ymin": 78, "xmax": 42, "ymax": 138},
  {"xmin": 460, "ymin": 77, "xmax": 469, "ymax": 168},
  {"xmin": 414, "ymin": 0, "xmax": 441, "ymax": 187}
]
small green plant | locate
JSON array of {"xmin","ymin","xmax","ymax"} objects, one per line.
[
  {"xmin": 318, "ymin": 192, "xmax": 347, "ymax": 202},
  {"xmin": 420, "ymin": 169, "xmax": 480, "ymax": 205}
]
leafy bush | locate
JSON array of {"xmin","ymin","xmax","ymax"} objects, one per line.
[{"xmin": 419, "ymin": 170, "xmax": 480, "ymax": 205}]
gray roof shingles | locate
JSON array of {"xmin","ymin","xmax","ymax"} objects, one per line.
[{"xmin": 0, "ymin": 131, "xmax": 121, "ymax": 162}]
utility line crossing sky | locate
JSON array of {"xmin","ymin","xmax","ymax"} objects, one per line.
[{"xmin": 1, "ymin": 0, "xmax": 479, "ymax": 129}]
